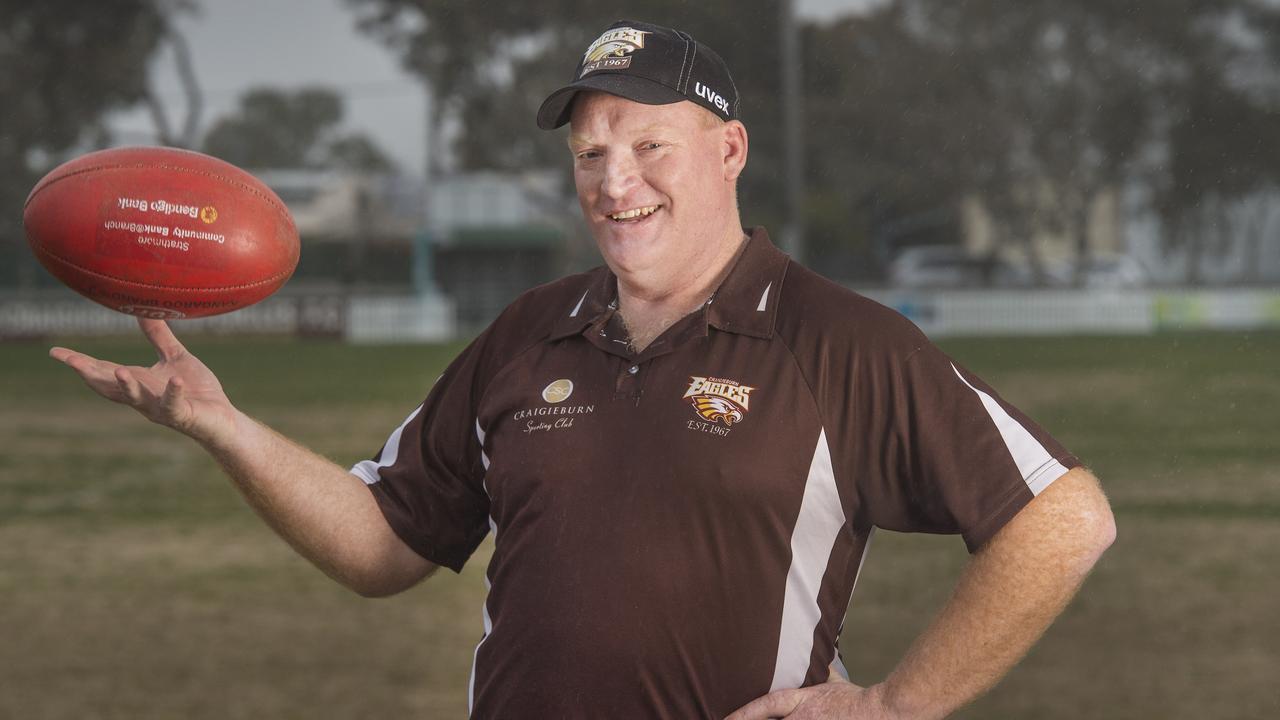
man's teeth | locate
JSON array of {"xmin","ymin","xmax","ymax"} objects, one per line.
[{"xmin": 609, "ymin": 205, "xmax": 660, "ymax": 220}]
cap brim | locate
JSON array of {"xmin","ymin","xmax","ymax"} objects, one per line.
[{"xmin": 536, "ymin": 73, "xmax": 687, "ymax": 130}]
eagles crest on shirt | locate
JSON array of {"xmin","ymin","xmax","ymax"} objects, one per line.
[
  {"xmin": 684, "ymin": 376, "xmax": 755, "ymax": 427},
  {"xmin": 691, "ymin": 395, "xmax": 744, "ymax": 425}
]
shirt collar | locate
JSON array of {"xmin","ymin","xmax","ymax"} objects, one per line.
[
  {"xmin": 548, "ymin": 267, "xmax": 617, "ymax": 341},
  {"xmin": 706, "ymin": 226, "xmax": 789, "ymax": 339},
  {"xmin": 549, "ymin": 226, "xmax": 790, "ymax": 341}
]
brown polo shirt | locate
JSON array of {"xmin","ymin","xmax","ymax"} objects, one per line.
[{"xmin": 351, "ymin": 227, "xmax": 1078, "ymax": 719}]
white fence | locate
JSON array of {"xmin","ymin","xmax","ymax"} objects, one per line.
[
  {"xmin": 2, "ymin": 289, "xmax": 1277, "ymax": 342},
  {"xmin": 0, "ymin": 292, "xmax": 455, "ymax": 343},
  {"xmin": 345, "ymin": 295, "xmax": 455, "ymax": 344},
  {"xmin": 861, "ymin": 289, "xmax": 1280, "ymax": 336}
]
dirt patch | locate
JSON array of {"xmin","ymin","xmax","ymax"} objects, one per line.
[
  {"xmin": 991, "ymin": 369, "xmax": 1162, "ymax": 411},
  {"xmin": 0, "ymin": 522, "xmax": 493, "ymax": 719}
]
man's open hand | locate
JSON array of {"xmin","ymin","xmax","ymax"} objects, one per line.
[{"xmin": 49, "ymin": 317, "xmax": 238, "ymax": 444}]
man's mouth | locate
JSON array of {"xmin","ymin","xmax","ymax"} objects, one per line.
[{"xmin": 607, "ymin": 205, "xmax": 662, "ymax": 223}]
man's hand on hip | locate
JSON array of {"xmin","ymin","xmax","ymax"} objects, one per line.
[{"xmin": 725, "ymin": 671, "xmax": 905, "ymax": 720}]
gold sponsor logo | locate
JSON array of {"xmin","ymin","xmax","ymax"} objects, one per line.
[
  {"xmin": 683, "ymin": 375, "xmax": 755, "ymax": 426},
  {"xmin": 199, "ymin": 206, "xmax": 218, "ymax": 224},
  {"xmin": 542, "ymin": 379, "xmax": 574, "ymax": 404}
]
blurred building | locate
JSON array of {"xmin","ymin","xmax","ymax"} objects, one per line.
[
  {"xmin": 258, "ymin": 168, "xmax": 573, "ymax": 334},
  {"xmin": 427, "ymin": 171, "xmax": 571, "ymax": 332},
  {"xmin": 953, "ymin": 188, "xmax": 1140, "ymax": 290},
  {"xmin": 961, "ymin": 191, "xmax": 1124, "ymax": 266},
  {"xmin": 951, "ymin": 182, "xmax": 1280, "ymax": 288},
  {"xmin": 256, "ymin": 169, "xmax": 424, "ymax": 290}
]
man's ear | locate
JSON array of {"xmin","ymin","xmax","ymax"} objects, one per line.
[{"xmin": 722, "ymin": 120, "xmax": 749, "ymax": 182}]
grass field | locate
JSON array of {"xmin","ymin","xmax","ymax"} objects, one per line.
[{"xmin": 2, "ymin": 331, "xmax": 1277, "ymax": 719}]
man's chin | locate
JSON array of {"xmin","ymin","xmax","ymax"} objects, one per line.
[
  {"xmin": 594, "ymin": 218, "xmax": 663, "ymax": 254},
  {"xmin": 596, "ymin": 238, "xmax": 666, "ymax": 280}
]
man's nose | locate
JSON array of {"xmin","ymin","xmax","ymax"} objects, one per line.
[{"xmin": 601, "ymin": 153, "xmax": 640, "ymax": 200}]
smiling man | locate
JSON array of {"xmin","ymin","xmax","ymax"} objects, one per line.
[
  {"xmin": 562, "ymin": 91, "xmax": 749, "ymax": 352},
  {"xmin": 388, "ymin": 19, "xmax": 1111, "ymax": 718},
  {"xmin": 50, "ymin": 18, "xmax": 1115, "ymax": 720}
]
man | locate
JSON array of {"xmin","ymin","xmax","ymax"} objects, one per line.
[{"xmin": 51, "ymin": 19, "xmax": 1114, "ymax": 720}]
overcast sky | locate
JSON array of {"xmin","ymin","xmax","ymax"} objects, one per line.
[{"xmin": 110, "ymin": 0, "xmax": 883, "ymax": 178}]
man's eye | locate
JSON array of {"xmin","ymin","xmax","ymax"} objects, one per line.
[
  {"xmin": 576, "ymin": 151, "xmax": 601, "ymax": 160},
  {"xmin": 641, "ymin": 142, "xmax": 662, "ymax": 151}
]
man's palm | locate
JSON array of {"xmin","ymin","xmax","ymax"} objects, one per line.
[{"xmin": 49, "ymin": 318, "xmax": 236, "ymax": 442}]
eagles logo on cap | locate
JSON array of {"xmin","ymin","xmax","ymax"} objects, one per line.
[
  {"xmin": 581, "ymin": 27, "xmax": 649, "ymax": 77},
  {"xmin": 536, "ymin": 19, "xmax": 741, "ymax": 130}
]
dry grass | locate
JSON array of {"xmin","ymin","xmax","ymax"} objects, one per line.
[
  {"xmin": 2, "ymin": 331, "xmax": 1276, "ymax": 718},
  {"xmin": 844, "ymin": 520, "xmax": 1280, "ymax": 720},
  {"xmin": 1, "ymin": 518, "xmax": 492, "ymax": 719}
]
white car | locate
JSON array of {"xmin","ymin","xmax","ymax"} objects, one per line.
[
  {"xmin": 888, "ymin": 246, "xmax": 1034, "ymax": 288},
  {"xmin": 1045, "ymin": 255, "xmax": 1148, "ymax": 289}
]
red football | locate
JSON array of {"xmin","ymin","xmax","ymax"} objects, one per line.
[{"xmin": 23, "ymin": 146, "xmax": 299, "ymax": 319}]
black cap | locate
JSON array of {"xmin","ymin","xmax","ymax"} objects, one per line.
[{"xmin": 537, "ymin": 20, "xmax": 741, "ymax": 130}]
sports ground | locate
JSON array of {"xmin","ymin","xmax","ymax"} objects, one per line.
[{"xmin": 2, "ymin": 331, "xmax": 1276, "ymax": 718}]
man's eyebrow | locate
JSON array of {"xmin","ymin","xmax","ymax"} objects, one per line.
[{"xmin": 567, "ymin": 123, "xmax": 677, "ymax": 148}]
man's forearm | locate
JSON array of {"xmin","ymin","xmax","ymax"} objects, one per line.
[
  {"xmin": 876, "ymin": 468, "xmax": 1115, "ymax": 719},
  {"xmin": 200, "ymin": 409, "xmax": 435, "ymax": 597},
  {"xmin": 50, "ymin": 320, "xmax": 435, "ymax": 597}
]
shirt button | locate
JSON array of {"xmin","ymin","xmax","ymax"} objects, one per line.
[{"xmin": 628, "ymin": 365, "xmax": 639, "ymax": 375}]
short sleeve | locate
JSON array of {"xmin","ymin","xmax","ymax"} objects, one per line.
[
  {"xmin": 351, "ymin": 333, "xmax": 495, "ymax": 572},
  {"xmin": 858, "ymin": 342, "xmax": 1079, "ymax": 552}
]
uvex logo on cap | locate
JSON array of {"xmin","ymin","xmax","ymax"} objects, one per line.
[{"xmin": 580, "ymin": 27, "xmax": 649, "ymax": 77}]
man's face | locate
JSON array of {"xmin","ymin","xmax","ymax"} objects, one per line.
[{"xmin": 568, "ymin": 92, "xmax": 738, "ymax": 288}]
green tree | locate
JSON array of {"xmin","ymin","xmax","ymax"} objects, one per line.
[
  {"xmin": 329, "ymin": 135, "xmax": 396, "ymax": 173},
  {"xmin": 1157, "ymin": 77, "xmax": 1280, "ymax": 284},
  {"xmin": 1152, "ymin": 11, "xmax": 1280, "ymax": 284},
  {"xmin": 1, "ymin": 1, "xmax": 170, "ymax": 286},
  {"xmin": 801, "ymin": 12, "xmax": 992, "ymax": 276},
  {"xmin": 804, "ymin": 0, "xmax": 1280, "ymax": 284},
  {"xmin": 143, "ymin": 20, "xmax": 204, "ymax": 149},
  {"xmin": 347, "ymin": 1, "xmax": 1280, "ymax": 283},
  {"xmin": 347, "ymin": 0, "xmax": 792, "ymax": 230},
  {"xmin": 202, "ymin": 87, "xmax": 395, "ymax": 172}
]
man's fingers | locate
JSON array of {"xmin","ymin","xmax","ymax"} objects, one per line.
[
  {"xmin": 50, "ymin": 346, "xmax": 115, "ymax": 377},
  {"xmin": 139, "ymin": 317, "xmax": 186, "ymax": 362},
  {"xmin": 49, "ymin": 346, "xmax": 76, "ymax": 364},
  {"xmin": 162, "ymin": 376, "xmax": 184, "ymax": 404},
  {"xmin": 724, "ymin": 688, "xmax": 804, "ymax": 720},
  {"xmin": 115, "ymin": 367, "xmax": 147, "ymax": 406},
  {"xmin": 161, "ymin": 376, "xmax": 189, "ymax": 423},
  {"xmin": 53, "ymin": 343, "xmax": 192, "ymax": 427},
  {"xmin": 51, "ymin": 347, "xmax": 129, "ymax": 398}
]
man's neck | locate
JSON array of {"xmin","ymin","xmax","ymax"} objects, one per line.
[{"xmin": 615, "ymin": 228, "xmax": 750, "ymax": 353}]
